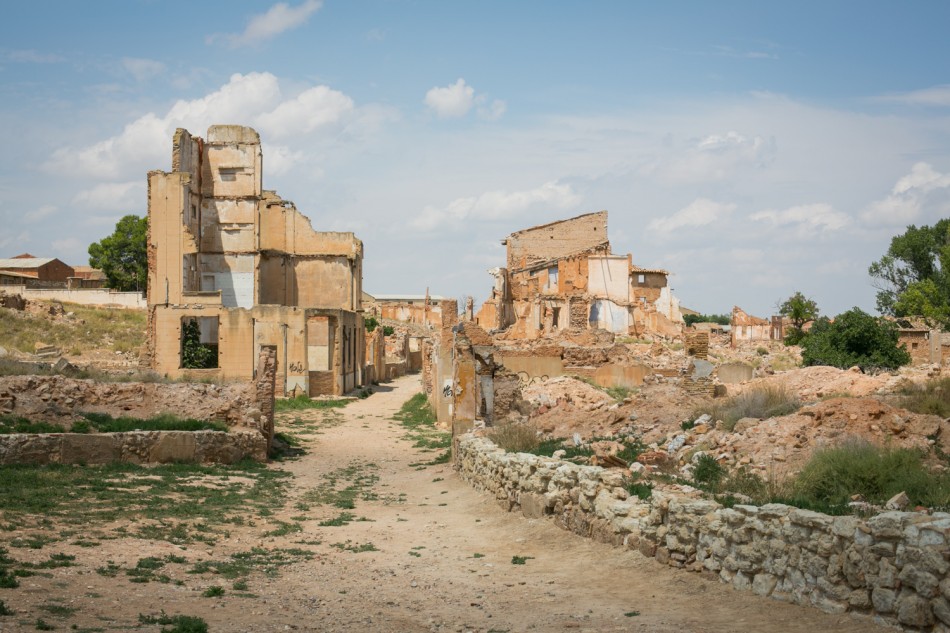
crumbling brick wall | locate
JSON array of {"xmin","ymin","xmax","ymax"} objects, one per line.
[{"xmin": 685, "ymin": 331, "xmax": 710, "ymax": 359}]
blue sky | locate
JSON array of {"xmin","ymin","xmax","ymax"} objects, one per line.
[{"xmin": 2, "ymin": 1, "xmax": 950, "ymax": 317}]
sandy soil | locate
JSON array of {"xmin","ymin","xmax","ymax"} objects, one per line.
[{"xmin": 1, "ymin": 374, "xmax": 892, "ymax": 632}]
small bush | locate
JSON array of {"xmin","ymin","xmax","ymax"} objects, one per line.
[
  {"xmin": 202, "ymin": 585, "xmax": 225, "ymax": 598},
  {"xmin": 625, "ymin": 476, "xmax": 653, "ymax": 500},
  {"xmin": 756, "ymin": 346, "xmax": 769, "ymax": 356},
  {"xmin": 692, "ymin": 454, "xmax": 726, "ymax": 491},
  {"xmin": 0, "ymin": 598, "xmax": 12, "ymax": 615},
  {"xmin": 486, "ymin": 423, "xmax": 539, "ymax": 453}
]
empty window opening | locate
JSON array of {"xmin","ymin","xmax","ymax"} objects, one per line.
[
  {"xmin": 181, "ymin": 317, "xmax": 219, "ymax": 369},
  {"xmin": 638, "ymin": 274, "xmax": 646, "ymax": 284}
]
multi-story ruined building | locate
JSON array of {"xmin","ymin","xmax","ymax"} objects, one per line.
[
  {"xmin": 475, "ymin": 211, "xmax": 682, "ymax": 338},
  {"xmin": 146, "ymin": 125, "xmax": 365, "ymax": 396}
]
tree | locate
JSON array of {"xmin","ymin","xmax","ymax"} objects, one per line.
[
  {"xmin": 869, "ymin": 220, "xmax": 950, "ymax": 324},
  {"xmin": 88, "ymin": 214, "xmax": 148, "ymax": 292},
  {"xmin": 683, "ymin": 313, "xmax": 730, "ymax": 327},
  {"xmin": 778, "ymin": 291, "xmax": 819, "ymax": 344},
  {"xmin": 800, "ymin": 307, "xmax": 910, "ymax": 372}
]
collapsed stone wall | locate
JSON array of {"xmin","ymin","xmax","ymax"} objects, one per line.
[
  {"xmin": 455, "ymin": 434, "xmax": 950, "ymax": 632},
  {"xmin": 0, "ymin": 430, "xmax": 267, "ymax": 465}
]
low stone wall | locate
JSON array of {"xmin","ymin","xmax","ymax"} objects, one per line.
[
  {"xmin": 455, "ymin": 434, "xmax": 950, "ymax": 631},
  {"xmin": 3, "ymin": 285, "xmax": 146, "ymax": 309},
  {"xmin": 0, "ymin": 430, "xmax": 267, "ymax": 465}
]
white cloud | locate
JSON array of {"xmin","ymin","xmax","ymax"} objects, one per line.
[
  {"xmin": 72, "ymin": 182, "xmax": 145, "ymax": 213},
  {"xmin": 641, "ymin": 130, "xmax": 775, "ymax": 184},
  {"xmin": 45, "ymin": 72, "xmax": 283, "ymax": 179},
  {"xmin": 424, "ymin": 79, "xmax": 475, "ymax": 119},
  {"xmin": 647, "ymin": 198, "xmax": 736, "ymax": 233},
  {"xmin": 122, "ymin": 57, "xmax": 166, "ymax": 82},
  {"xmin": 23, "ymin": 204, "xmax": 57, "ymax": 223},
  {"xmin": 411, "ymin": 181, "xmax": 581, "ymax": 231},
  {"xmin": 255, "ymin": 85, "xmax": 353, "ymax": 139},
  {"xmin": 477, "ymin": 98, "xmax": 507, "ymax": 121},
  {"xmin": 261, "ymin": 144, "xmax": 307, "ymax": 176},
  {"xmin": 875, "ymin": 85, "xmax": 950, "ymax": 107},
  {"xmin": 861, "ymin": 162, "xmax": 950, "ymax": 225},
  {"xmin": 750, "ymin": 203, "xmax": 851, "ymax": 234},
  {"xmin": 211, "ymin": 0, "xmax": 323, "ymax": 48}
]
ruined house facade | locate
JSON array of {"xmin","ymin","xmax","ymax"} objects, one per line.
[
  {"xmin": 475, "ymin": 211, "xmax": 682, "ymax": 338},
  {"xmin": 147, "ymin": 125, "xmax": 365, "ymax": 396}
]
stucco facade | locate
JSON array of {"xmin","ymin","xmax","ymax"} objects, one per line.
[{"xmin": 146, "ymin": 125, "xmax": 365, "ymax": 396}]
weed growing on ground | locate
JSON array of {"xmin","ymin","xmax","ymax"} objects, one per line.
[
  {"xmin": 330, "ymin": 541, "xmax": 378, "ymax": 553},
  {"xmin": 188, "ymin": 547, "xmax": 314, "ymax": 579},
  {"xmin": 201, "ymin": 586, "xmax": 224, "ymax": 598},
  {"xmin": 263, "ymin": 521, "xmax": 302, "ymax": 537},
  {"xmin": 139, "ymin": 612, "xmax": 208, "ymax": 633},
  {"xmin": 394, "ymin": 394, "xmax": 451, "ymax": 459},
  {"xmin": 304, "ymin": 461, "xmax": 379, "ymax": 509},
  {"xmin": 486, "ymin": 423, "xmax": 539, "ymax": 453},
  {"xmin": 510, "ymin": 556, "xmax": 533, "ymax": 565},
  {"xmin": 0, "ymin": 599, "xmax": 11, "ymax": 615}
]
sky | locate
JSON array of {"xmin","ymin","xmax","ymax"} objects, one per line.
[{"xmin": 1, "ymin": 1, "xmax": 950, "ymax": 318}]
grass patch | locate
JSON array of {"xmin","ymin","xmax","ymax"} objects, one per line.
[
  {"xmin": 510, "ymin": 555, "xmax": 533, "ymax": 565},
  {"xmin": 201, "ymin": 586, "xmax": 225, "ymax": 598},
  {"xmin": 139, "ymin": 613, "xmax": 208, "ymax": 633},
  {"xmin": 895, "ymin": 377, "xmax": 950, "ymax": 417},
  {"xmin": 0, "ymin": 303, "xmax": 145, "ymax": 356},
  {"xmin": 697, "ymin": 385, "xmax": 801, "ymax": 431},
  {"xmin": 0, "ymin": 459, "xmax": 290, "ymax": 542},
  {"xmin": 394, "ymin": 393, "xmax": 451, "ymax": 455},
  {"xmin": 76, "ymin": 412, "xmax": 227, "ymax": 433},
  {"xmin": 786, "ymin": 439, "xmax": 950, "ymax": 512},
  {"xmin": 318, "ymin": 512, "xmax": 355, "ymax": 527},
  {"xmin": 330, "ymin": 541, "xmax": 377, "ymax": 553},
  {"xmin": 275, "ymin": 396, "xmax": 349, "ymax": 412},
  {"xmin": 263, "ymin": 520, "xmax": 302, "ymax": 537},
  {"xmin": 188, "ymin": 547, "xmax": 314, "ymax": 579},
  {"xmin": 303, "ymin": 461, "xmax": 379, "ymax": 509}
]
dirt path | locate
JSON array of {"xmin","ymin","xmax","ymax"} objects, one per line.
[{"xmin": 1, "ymin": 374, "xmax": 891, "ymax": 632}]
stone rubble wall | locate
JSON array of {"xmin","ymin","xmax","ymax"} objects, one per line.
[
  {"xmin": 455, "ymin": 434, "xmax": 950, "ymax": 632},
  {"xmin": 0, "ymin": 429, "xmax": 267, "ymax": 465}
]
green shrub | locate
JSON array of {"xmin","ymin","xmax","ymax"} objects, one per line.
[
  {"xmin": 692, "ymin": 454, "xmax": 726, "ymax": 491},
  {"xmin": 756, "ymin": 346, "xmax": 769, "ymax": 356},
  {"xmin": 790, "ymin": 439, "xmax": 950, "ymax": 511}
]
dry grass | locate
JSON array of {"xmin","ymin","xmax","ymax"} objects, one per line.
[
  {"xmin": 0, "ymin": 302, "xmax": 145, "ymax": 355},
  {"xmin": 486, "ymin": 422, "xmax": 540, "ymax": 453},
  {"xmin": 697, "ymin": 384, "xmax": 801, "ymax": 431}
]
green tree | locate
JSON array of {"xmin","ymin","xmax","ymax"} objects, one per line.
[
  {"xmin": 88, "ymin": 214, "xmax": 148, "ymax": 292},
  {"xmin": 778, "ymin": 291, "xmax": 819, "ymax": 344},
  {"xmin": 800, "ymin": 308, "xmax": 910, "ymax": 372},
  {"xmin": 683, "ymin": 313, "xmax": 730, "ymax": 327},
  {"xmin": 181, "ymin": 320, "xmax": 216, "ymax": 369},
  {"xmin": 869, "ymin": 220, "xmax": 950, "ymax": 322}
]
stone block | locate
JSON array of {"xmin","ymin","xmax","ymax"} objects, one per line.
[
  {"xmin": 520, "ymin": 492, "xmax": 547, "ymax": 519},
  {"xmin": 61, "ymin": 434, "xmax": 118, "ymax": 464},
  {"xmin": 896, "ymin": 591, "xmax": 934, "ymax": 628},
  {"xmin": 149, "ymin": 432, "xmax": 197, "ymax": 463}
]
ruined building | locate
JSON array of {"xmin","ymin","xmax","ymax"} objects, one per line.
[
  {"xmin": 475, "ymin": 211, "xmax": 682, "ymax": 338},
  {"xmin": 147, "ymin": 125, "xmax": 365, "ymax": 395}
]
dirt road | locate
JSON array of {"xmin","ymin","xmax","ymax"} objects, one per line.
[{"xmin": 1, "ymin": 374, "xmax": 891, "ymax": 632}]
